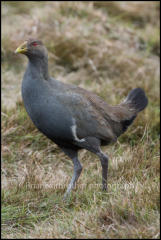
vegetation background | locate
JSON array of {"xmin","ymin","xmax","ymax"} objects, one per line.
[{"xmin": 2, "ymin": 1, "xmax": 160, "ymax": 239}]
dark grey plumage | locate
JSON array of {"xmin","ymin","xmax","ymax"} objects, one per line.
[{"xmin": 15, "ymin": 39, "xmax": 148, "ymax": 198}]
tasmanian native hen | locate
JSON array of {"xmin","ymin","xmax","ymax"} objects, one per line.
[{"xmin": 15, "ymin": 39, "xmax": 148, "ymax": 199}]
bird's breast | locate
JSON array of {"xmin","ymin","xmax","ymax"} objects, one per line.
[{"xmin": 22, "ymin": 77, "xmax": 75, "ymax": 142}]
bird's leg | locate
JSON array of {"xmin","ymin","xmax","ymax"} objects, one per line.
[
  {"xmin": 59, "ymin": 147, "xmax": 82, "ymax": 199},
  {"xmin": 76, "ymin": 137, "xmax": 109, "ymax": 191},
  {"xmin": 64, "ymin": 156, "xmax": 82, "ymax": 199},
  {"xmin": 97, "ymin": 150, "xmax": 109, "ymax": 191}
]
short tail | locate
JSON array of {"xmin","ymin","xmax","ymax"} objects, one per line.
[
  {"xmin": 121, "ymin": 88, "xmax": 148, "ymax": 132},
  {"xmin": 125, "ymin": 88, "xmax": 148, "ymax": 113}
]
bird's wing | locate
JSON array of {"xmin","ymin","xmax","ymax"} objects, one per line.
[{"xmin": 53, "ymin": 84, "xmax": 117, "ymax": 142}]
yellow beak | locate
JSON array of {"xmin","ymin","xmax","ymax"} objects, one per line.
[{"xmin": 15, "ymin": 41, "xmax": 28, "ymax": 54}]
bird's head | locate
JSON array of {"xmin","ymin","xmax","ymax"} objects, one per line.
[{"xmin": 15, "ymin": 39, "xmax": 48, "ymax": 59}]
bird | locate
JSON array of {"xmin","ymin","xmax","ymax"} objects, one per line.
[{"xmin": 15, "ymin": 39, "xmax": 148, "ymax": 199}]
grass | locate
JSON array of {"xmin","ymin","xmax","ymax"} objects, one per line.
[{"xmin": 2, "ymin": 1, "xmax": 160, "ymax": 239}]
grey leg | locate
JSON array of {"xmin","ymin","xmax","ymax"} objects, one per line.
[
  {"xmin": 64, "ymin": 156, "xmax": 82, "ymax": 199},
  {"xmin": 76, "ymin": 137, "xmax": 109, "ymax": 191},
  {"xmin": 60, "ymin": 147, "xmax": 82, "ymax": 199},
  {"xmin": 97, "ymin": 150, "xmax": 109, "ymax": 191}
]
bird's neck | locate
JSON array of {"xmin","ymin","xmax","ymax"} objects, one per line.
[{"xmin": 28, "ymin": 56, "xmax": 49, "ymax": 80}]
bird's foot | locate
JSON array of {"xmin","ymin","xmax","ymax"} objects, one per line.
[{"xmin": 102, "ymin": 184, "xmax": 108, "ymax": 192}]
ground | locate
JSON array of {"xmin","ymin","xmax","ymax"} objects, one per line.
[{"xmin": 2, "ymin": 1, "xmax": 160, "ymax": 239}]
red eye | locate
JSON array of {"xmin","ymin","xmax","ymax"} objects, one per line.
[{"xmin": 32, "ymin": 42, "xmax": 38, "ymax": 46}]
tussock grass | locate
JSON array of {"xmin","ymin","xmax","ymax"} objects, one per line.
[{"xmin": 2, "ymin": 1, "xmax": 160, "ymax": 239}]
